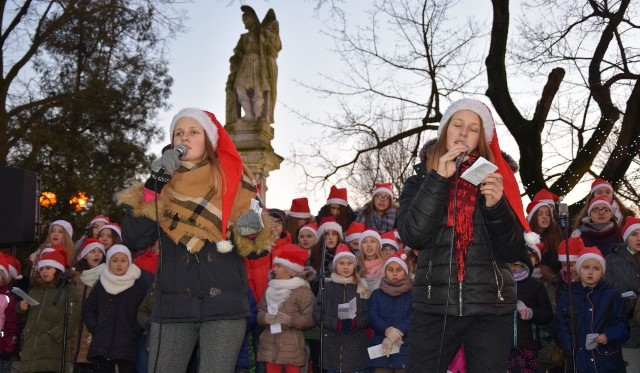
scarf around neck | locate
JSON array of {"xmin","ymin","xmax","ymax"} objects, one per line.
[
  {"xmin": 379, "ymin": 276, "xmax": 412, "ymax": 297},
  {"xmin": 446, "ymin": 158, "xmax": 478, "ymax": 282},
  {"xmin": 265, "ymin": 277, "xmax": 308, "ymax": 307},
  {"xmin": 100, "ymin": 264, "xmax": 141, "ymax": 295},
  {"xmin": 80, "ymin": 263, "xmax": 106, "ymax": 287},
  {"xmin": 330, "ymin": 272, "xmax": 371, "ymax": 299}
]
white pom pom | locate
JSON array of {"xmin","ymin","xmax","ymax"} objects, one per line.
[
  {"xmin": 216, "ymin": 240, "xmax": 234, "ymax": 253},
  {"xmin": 524, "ymin": 232, "xmax": 540, "ymax": 246},
  {"xmin": 400, "ymin": 253, "xmax": 407, "ymax": 260}
]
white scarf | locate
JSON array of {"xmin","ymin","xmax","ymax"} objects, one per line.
[
  {"xmin": 265, "ymin": 277, "xmax": 308, "ymax": 307},
  {"xmin": 329, "ymin": 273, "xmax": 371, "ymax": 299},
  {"xmin": 80, "ymin": 263, "xmax": 106, "ymax": 287},
  {"xmin": 99, "ymin": 264, "xmax": 141, "ymax": 295}
]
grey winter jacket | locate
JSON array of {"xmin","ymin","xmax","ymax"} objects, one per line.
[
  {"xmin": 398, "ymin": 165, "xmax": 527, "ymax": 316},
  {"xmin": 605, "ymin": 243, "xmax": 640, "ymax": 348}
]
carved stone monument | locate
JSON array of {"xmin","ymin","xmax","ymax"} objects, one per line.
[{"xmin": 225, "ymin": 5, "xmax": 283, "ymax": 203}]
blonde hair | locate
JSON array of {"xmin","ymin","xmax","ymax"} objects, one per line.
[{"xmin": 426, "ymin": 114, "xmax": 495, "ymax": 172}]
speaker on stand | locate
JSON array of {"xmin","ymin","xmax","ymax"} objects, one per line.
[{"xmin": 0, "ymin": 167, "xmax": 40, "ymax": 247}]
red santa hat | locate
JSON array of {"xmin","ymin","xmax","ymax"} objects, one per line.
[
  {"xmin": 38, "ymin": 248, "xmax": 67, "ymax": 272},
  {"xmin": 528, "ymin": 242, "xmax": 543, "ymax": 263},
  {"xmin": 80, "ymin": 238, "xmax": 106, "ymax": 259},
  {"xmin": 358, "ymin": 229, "xmax": 382, "ymax": 248},
  {"xmin": 106, "ymin": 244, "xmax": 132, "ymax": 264},
  {"xmin": 40, "ymin": 244, "xmax": 69, "ymax": 267},
  {"xmin": 288, "ymin": 198, "xmax": 312, "ymax": 219},
  {"xmin": 384, "ymin": 251, "xmax": 409, "ymax": 274},
  {"xmin": 50, "ymin": 219, "xmax": 73, "ymax": 239},
  {"xmin": 587, "ymin": 196, "xmax": 612, "ymax": 215},
  {"xmin": 621, "ymin": 217, "xmax": 640, "ymax": 243},
  {"xmin": 273, "ymin": 246, "xmax": 310, "ymax": 274},
  {"xmin": 344, "ymin": 222, "xmax": 365, "ymax": 243},
  {"xmin": 526, "ymin": 189, "xmax": 559, "ymax": 222},
  {"xmin": 298, "ymin": 222, "xmax": 319, "ymax": 239},
  {"xmin": 317, "ymin": 217, "xmax": 343, "ymax": 239},
  {"xmin": 89, "ymin": 214, "xmax": 110, "ymax": 226},
  {"xmin": 170, "ymin": 108, "xmax": 246, "ymax": 253},
  {"xmin": 99, "ymin": 223, "xmax": 122, "ymax": 239},
  {"xmin": 576, "ymin": 246, "xmax": 606, "ymax": 274},
  {"xmin": 372, "ymin": 182, "xmax": 393, "ymax": 197},
  {"xmin": 438, "ymin": 98, "xmax": 539, "ymax": 249},
  {"xmin": 381, "ymin": 230, "xmax": 399, "ymax": 252},
  {"xmin": 0, "ymin": 255, "xmax": 10, "ymax": 281},
  {"xmin": 590, "ymin": 178, "xmax": 613, "ymax": 194},
  {"xmin": 5, "ymin": 255, "xmax": 22, "ymax": 280},
  {"xmin": 133, "ymin": 247, "xmax": 159, "ymax": 276},
  {"xmin": 558, "ymin": 237, "xmax": 585, "ymax": 262},
  {"xmin": 332, "ymin": 243, "xmax": 356, "ymax": 267},
  {"xmin": 326, "ymin": 185, "xmax": 348, "ymax": 207}
]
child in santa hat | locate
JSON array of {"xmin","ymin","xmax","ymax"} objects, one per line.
[
  {"xmin": 257, "ymin": 246, "xmax": 316, "ymax": 372},
  {"xmin": 571, "ymin": 196, "xmax": 623, "ymax": 257},
  {"xmin": 284, "ymin": 198, "xmax": 314, "ymax": 245},
  {"xmin": 309, "ymin": 217, "xmax": 346, "ymax": 280},
  {"xmin": 29, "ymin": 219, "xmax": 75, "ymax": 276},
  {"xmin": 315, "ymin": 185, "xmax": 357, "ymax": 233},
  {"xmin": 18, "ymin": 247, "xmax": 80, "ymax": 372},
  {"xmin": 83, "ymin": 244, "xmax": 152, "ymax": 372},
  {"xmin": 368, "ymin": 252, "xmax": 412, "ymax": 372},
  {"xmin": 557, "ymin": 246, "xmax": 629, "ymax": 372},
  {"xmin": 526, "ymin": 189, "xmax": 563, "ymax": 280},
  {"xmin": 70, "ymin": 238, "xmax": 106, "ymax": 370},
  {"xmin": 357, "ymin": 229, "xmax": 386, "ymax": 291},
  {"xmin": 297, "ymin": 223, "xmax": 318, "ymax": 250},
  {"xmin": 355, "ymin": 182, "xmax": 398, "ymax": 234},
  {"xmin": 399, "ymin": 98, "xmax": 538, "ymax": 371},
  {"xmin": 572, "ymin": 178, "xmax": 635, "ymax": 228},
  {"xmin": 313, "ymin": 244, "xmax": 369, "ymax": 372},
  {"xmin": 604, "ymin": 217, "xmax": 640, "ymax": 371},
  {"xmin": 74, "ymin": 214, "xmax": 110, "ymax": 251},
  {"xmin": 344, "ymin": 221, "xmax": 365, "ymax": 254},
  {"xmin": 98, "ymin": 223, "xmax": 123, "ymax": 251},
  {"xmin": 0, "ymin": 255, "xmax": 19, "ymax": 371}
]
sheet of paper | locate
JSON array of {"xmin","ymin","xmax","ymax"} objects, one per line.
[
  {"xmin": 460, "ymin": 157, "xmax": 498, "ymax": 186},
  {"xmin": 585, "ymin": 333, "xmax": 599, "ymax": 350},
  {"xmin": 338, "ymin": 297, "xmax": 357, "ymax": 320},
  {"xmin": 367, "ymin": 343, "xmax": 400, "ymax": 359},
  {"xmin": 11, "ymin": 287, "xmax": 39, "ymax": 306},
  {"xmin": 267, "ymin": 303, "xmax": 281, "ymax": 334},
  {"xmin": 621, "ymin": 290, "xmax": 637, "ymax": 299}
]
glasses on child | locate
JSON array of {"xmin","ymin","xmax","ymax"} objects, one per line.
[
  {"xmin": 591, "ymin": 208, "xmax": 611, "ymax": 214},
  {"xmin": 374, "ymin": 194, "xmax": 390, "ymax": 201}
]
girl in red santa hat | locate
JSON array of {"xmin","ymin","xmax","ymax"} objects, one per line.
[
  {"xmin": 315, "ymin": 186, "xmax": 357, "ymax": 233},
  {"xmin": 526, "ymin": 189, "xmax": 563, "ymax": 281},
  {"xmin": 572, "ymin": 178, "xmax": 635, "ymax": 228},
  {"xmin": 98, "ymin": 223, "xmax": 123, "ymax": 251},
  {"xmin": 74, "ymin": 214, "xmax": 110, "ymax": 251},
  {"xmin": 398, "ymin": 98, "xmax": 538, "ymax": 372},
  {"xmin": 355, "ymin": 182, "xmax": 398, "ymax": 234},
  {"xmin": 284, "ymin": 197, "xmax": 314, "ymax": 245},
  {"xmin": 356, "ymin": 229, "xmax": 387, "ymax": 291},
  {"xmin": 571, "ymin": 196, "xmax": 623, "ymax": 257},
  {"xmin": 257, "ymin": 246, "xmax": 316, "ymax": 373},
  {"xmin": 18, "ymin": 247, "xmax": 80, "ymax": 372},
  {"xmin": 116, "ymin": 108, "xmax": 275, "ymax": 372},
  {"xmin": 29, "ymin": 219, "xmax": 75, "ymax": 276}
]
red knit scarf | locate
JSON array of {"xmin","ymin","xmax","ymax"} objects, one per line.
[{"xmin": 446, "ymin": 159, "xmax": 478, "ymax": 282}]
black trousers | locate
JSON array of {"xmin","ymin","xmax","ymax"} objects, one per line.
[{"xmin": 405, "ymin": 311, "xmax": 512, "ymax": 373}]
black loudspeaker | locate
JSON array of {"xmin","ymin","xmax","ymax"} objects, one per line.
[{"xmin": 0, "ymin": 168, "xmax": 40, "ymax": 245}]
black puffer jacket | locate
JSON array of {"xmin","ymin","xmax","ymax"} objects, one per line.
[{"xmin": 398, "ymin": 163, "xmax": 526, "ymax": 316}]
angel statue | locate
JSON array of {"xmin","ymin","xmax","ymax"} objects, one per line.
[{"xmin": 226, "ymin": 6, "xmax": 281, "ymax": 125}]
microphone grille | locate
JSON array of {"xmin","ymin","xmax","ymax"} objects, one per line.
[{"xmin": 174, "ymin": 144, "xmax": 187, "ymax": 157}]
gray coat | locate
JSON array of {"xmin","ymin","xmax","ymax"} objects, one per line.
[{"xmin": 605, "ymin": 243, "xmax": 640, "ymax": 348}]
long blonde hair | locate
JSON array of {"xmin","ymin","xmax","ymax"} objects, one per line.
[{"xmin": 426, "ymin": 114, "xmax": 495, "ymax": 172}]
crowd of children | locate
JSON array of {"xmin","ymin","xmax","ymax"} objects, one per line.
[{"xmin": 0, "ymin": 173, "xmax": 638, "ymax": 372}]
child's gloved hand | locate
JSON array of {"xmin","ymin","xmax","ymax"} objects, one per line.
[
  {"xmin": 275, "ymin": 312, "xmax": 291, "ymax": 325},
  {"xmin": 517, "ymin": 300, "xmax": 533, "ymax": 320},
  {"xmin": 264, "ymin": 313, "xmax": 277, "ymax": 324}
]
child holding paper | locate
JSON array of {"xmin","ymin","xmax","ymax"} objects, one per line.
[
  {"xmin": 368, "ymin": 252, "xmax": 412, "ymax": 372},
  {"xmin": 313, "ymin": 244, "xmax": 369, "ymax": 373},
  {"xmin": 258, "ymin": 246, "xmax": 316, "ymax": 373},
  {"xmin": 557, "ymin": 246, "xmax": 629, "ymax": 372}
]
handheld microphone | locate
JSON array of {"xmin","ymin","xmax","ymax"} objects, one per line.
[
  {"xmin": 151, "ymin": 144, "xmax": 187, "ymax": 174},
  {"xmin": 455, "ymin": 150, "xmax": 469, "ymax": 169}
]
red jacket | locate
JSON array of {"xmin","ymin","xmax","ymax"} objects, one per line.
[{"xmin": 0, "ymin": 283, "xmax": 19, "ymax": 359}]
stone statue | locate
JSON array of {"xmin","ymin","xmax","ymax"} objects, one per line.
[{"xmin": 226, "ymin": 6, "xmax": 281, "ymax": 125}]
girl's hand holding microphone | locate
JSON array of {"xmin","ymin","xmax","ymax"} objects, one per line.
[{"xmin": 436, "ymin": 143, "xmax": 469, "ymax": 178}]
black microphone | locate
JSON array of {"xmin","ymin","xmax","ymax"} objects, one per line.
[{"xmin": 151, "ymin": 144, "xmax": 187, "ymax": 174}]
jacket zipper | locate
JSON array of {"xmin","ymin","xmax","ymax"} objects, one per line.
[
  {"xmin": 586, "ymin": 287, "xmax": 598, "ymax": 372},
  {"xmin": 458, "ymin": 282, "xmax": 463, "ymax": 316},
  {"xmin": 339, "ymin": 284, "xmax": 346, "ymax": 371},
  {"xmin": 426, "ymin": 260, "xmax": 432, "ymax": 299}
]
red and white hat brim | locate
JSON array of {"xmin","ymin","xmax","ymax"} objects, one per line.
[
  {"xmin": 273, "ymin": 257, "xmax": 304, "ymax": 273},
  {"xmin": 622, "ymin": 223, "xmax": 640, "ymax": 243},
  {"xmin": 345, "ymin": 233, "xmax": 361, "ymax": 242},
  {"xmin": 372, "ymin": 187, "xmax": 393, "ymax": 197},
  {"xmin": 317, "ymin": 222, "xmax": 343, "ymax": 238},
  {"xmin": 170, "ymin": 108, "xmax": 219, "ymax": 151},
  {"xmin": 590, "ymin": 183, "xmax": 613, "ymax": 194},
  {"xmin": 526, "ymin": 201, "xmax": 552, "ymax": 222},
  {"xmin": 38, "ymin": 259, "xmax": 65, "ymax": 272},
  {"xmin": 358, "ymin": 230, "xmax": 382, "ymax": 248},
  {"xmin": 576, "ymin": 253, "xmax": 606, "ymax": 273},
  {"xmin": 381, "ymin": 239, "xmax": 399, "ymax": 251},
  {"xmin": 80, "ymin": 241, "xmax": 106, "ymax": 259},
  {"xmin": 332, "ymin": 252, "xmax": 356, "ymax": 266},
  {"xmin": 384, "ymin": 257, "xmax": 408, "ymax": 274},
  {"xmin": 298, "ymin": 226, "xmax": 318, "ymax": 239},
  {"xmin": 326, "ymin": 198, "xmax": 347, "ymax": 207},
  {"xmin": 588, "ymin": 200, "xmax": 612, "ymax": 215},
  {"xmin": 288, "ymin": 211, "xmax": 311, "ymax": 219},
  {"xmin": 437, "ymin": 98, "xmax": 495, "ymax": 144}
]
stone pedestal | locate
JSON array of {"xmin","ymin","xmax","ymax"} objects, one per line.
[{"xmin": 225, "ymin": 118, "xmax": 283, "ymax": 204}]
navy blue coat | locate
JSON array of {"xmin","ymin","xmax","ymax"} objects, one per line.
[
  {"xmin": 367, "ymin": 287, "xmax": 412, "ymax": 368},
  {"xmin": 557, "ymin": 280, "xmax": 629, "ymax": 372}
]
